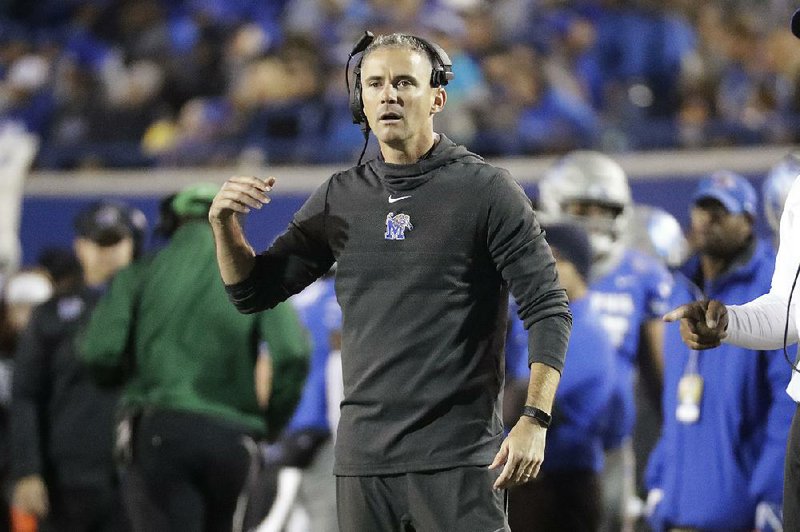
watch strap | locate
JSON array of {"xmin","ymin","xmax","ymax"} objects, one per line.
[{"xmin": 522, "ymin": 405, "xmax": 552, "ymax": 428}]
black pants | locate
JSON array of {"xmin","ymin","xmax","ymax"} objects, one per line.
[
  {"xmin": 40, "ymin": 484, "xmax": 126, "ymax": 532},
  {"xmin": 785, "ymin": 405, "xmax": 800, "ymax": 530},
  {"xmin": 336, "ymin": 466, "xmax": 509, "ymax": 532},
  {"xmin": 508, "ymin": 469, "xmax": 602, "ymax": 532},
  {"xmin": 122, "ymin": 409, "xmax": 252, "ymax": 532}
]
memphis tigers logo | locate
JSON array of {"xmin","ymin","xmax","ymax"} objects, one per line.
[{"xmin": 385, "ymin": 212, "xmax": 413, "ymax": 240}]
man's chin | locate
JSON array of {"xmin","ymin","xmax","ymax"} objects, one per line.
[{"xmin": 374, "ymin": 128, "xmax": 404, "ymax": 144}]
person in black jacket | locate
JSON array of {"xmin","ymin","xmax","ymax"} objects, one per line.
[
  {"xmin": 209, "ymin": 32, "xmax": 572, "ymax": 531},
  {"xmin": 10, "ymin": 201, "xmax": 145, "ymax": 532},
  {"xmin": 1, "ymin": 269, "xmax": 53, "ymax": 532}
]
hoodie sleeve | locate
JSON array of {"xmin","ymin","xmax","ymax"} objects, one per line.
[
  {"xmin": 749, "ymin": 346, "xmax": 796, "ymax": 505},
  {"xmin": 486, "ymin": 170, "xmax": 572, "ymax": 372},
  {"xmin": 225, "ymin": 178, "xmax": 336, "ymax": 313},
  {"xmin": 10, "ymin": 308, "xmax": 48, "ymax": 479},
  {"xmin": 79, "ymin": 262, "xmax": 144, "ymax": 385}
]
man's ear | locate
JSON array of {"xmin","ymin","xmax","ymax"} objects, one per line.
[{"xmin": 431, "ymin": 87, "xmax": 447, "ymax": 115}]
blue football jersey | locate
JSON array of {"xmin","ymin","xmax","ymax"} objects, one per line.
[
  {"xmin": 589, "ymin": 249, "xmax": 673, "ymax": 368},
  {"xmin": 589, "ymin": 249, "xmax": 673, "ymax": 444},
  {"xmin": 286, "ymin": 276, "xmax": 341, "ymax": 432}
]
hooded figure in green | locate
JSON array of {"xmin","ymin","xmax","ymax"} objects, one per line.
[{"xmin": 80, "ymin": 183, "xmax": 310, "ymax": 532}]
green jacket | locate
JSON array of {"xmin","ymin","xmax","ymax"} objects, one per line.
[{"xmin": 79, "ymin": 221, "xmax": 310, "ymax": 437}]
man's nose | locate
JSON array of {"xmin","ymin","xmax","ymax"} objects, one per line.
[
  {"xmin": 380, "ymin": 82, "xmax": 398, "ymax": 103},
  {"xmin": 691, "ymin": 209, "xmax": 713, "ymax": 229}
]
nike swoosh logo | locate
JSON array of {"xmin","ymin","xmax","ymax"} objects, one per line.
[{"xmin": 388, "ymin": 195, "xmax": 411, "ymax": 203}]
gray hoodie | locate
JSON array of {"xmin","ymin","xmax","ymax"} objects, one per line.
[{"xmin": 227, "ymin": 135, "xmax": 572, "ymax": 475}]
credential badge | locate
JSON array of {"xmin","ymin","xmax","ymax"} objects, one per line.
[{"xmin": 384, "ymin": 212, "xmax": 413, "ymax": 240}]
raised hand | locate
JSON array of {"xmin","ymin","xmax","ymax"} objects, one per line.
[
  {"xmin": 208, "ymin": 176, "xmax": 275, "ymax": 285},
  {"xmin": 208, "ymin": 176, "xmax": 275, "ymax": 224}
]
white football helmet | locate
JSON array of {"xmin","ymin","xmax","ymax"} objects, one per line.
[
  {"xmin": 763, "ymin": 153, "xmax": 799, "ymax": 236},
  {"xmin": 538, "ymin": 151, "xmax": 632, "ymax": 260}
]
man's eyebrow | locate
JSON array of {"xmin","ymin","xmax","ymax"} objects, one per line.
[{"xmin": 364, "ymin": 74, "xmax": 420, "ymax": 83}]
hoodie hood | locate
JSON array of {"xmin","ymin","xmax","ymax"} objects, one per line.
[
  {"xmin": 368, "ymin": 134, "xmax": 482, "ymax": 193},
  {"xmin": 679, "ymin": 238, "xmax": 771, "ymax": 296}
]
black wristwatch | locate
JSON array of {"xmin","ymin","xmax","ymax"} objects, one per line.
[{"xmin": 522, "ymin": 405, "xmax": 552, "ymax": 429}]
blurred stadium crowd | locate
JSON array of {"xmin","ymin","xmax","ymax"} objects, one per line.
[{"xmin": 1, "ymin": 0, "xmax": 800, "ymax": 170}]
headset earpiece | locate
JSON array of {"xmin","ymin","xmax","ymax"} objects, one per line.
[
  {"xmin": 347, "ymin": 31, "xmax": 375, "ymax": 132},
  {"xmin": 416, "ymin": 38, "xmax": 454, "ymax": 88},
  {"xmin": 349, "ymin": 57, "xmax": 369, "ymax": 131}
]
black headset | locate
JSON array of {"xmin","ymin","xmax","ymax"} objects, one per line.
[{"xmin": 345, "ymin": 31, "xmax": 454, "ymax": 135}]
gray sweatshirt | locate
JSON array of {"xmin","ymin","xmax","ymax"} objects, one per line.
[{"xmin": 226, "ymin": 135, "xmax": 571, "ymax": 475}]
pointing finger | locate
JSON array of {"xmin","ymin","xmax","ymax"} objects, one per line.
[{"xmin": 664, "ymin": 303, "xmax": 700, "ymax": 322}]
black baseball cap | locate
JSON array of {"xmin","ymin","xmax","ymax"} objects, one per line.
[
  {"xmin": 543, "ymin": 222, "xmax": 592, "ymax": 282},
  {"xmin": 74, "ymin": 201, "xmax": 134, "ymax": 246}
]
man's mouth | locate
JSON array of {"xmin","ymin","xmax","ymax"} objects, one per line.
[{"xmin": 379, "ymin": 112, "xmax": 402, "ymax": 123}]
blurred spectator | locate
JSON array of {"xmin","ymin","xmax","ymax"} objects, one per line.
[
  {"xmin": 78, "ymin": 184, "xmax": 309, "ymax": 532},
  {"xmin": 0, "ymin": 120, "xmax": 38, "ymax": 285},
  {"xmin": 505, "ymin": 222, "xmax": 617, "ymax": 532},
  {"xmin": 714, "ymin": 13, "xmax": 798, "ymax": 145},
  {"xmin": 625, "ymin": 205, "xmax": 690, "ymax": 270},
  {"xmin": 10, "ymin": 200, "xmax": 144, "ymax": 532},
  {"xmin": 762, "ymin": 151, "xmax": 800, "ymax": 249},
  {"xmin": 142, "ymin": 96, "xmax": 239, "ymax": 166},
  {"xmin": 1, "ymin": 0, "xmax": 799, "ymax": 167},
  {"xmin": 645, "ymin": 172, "xmax": 794, "ymax": 531},
  {"xmin": 231, "ymin": 36, "xmax": 326, "ymax": 164},
  {"xmin": 542, "ymin": 11, "xmax": 604, "ymax": 111},
  {"xmin": 249, "ymin": 270, "xmax": 341, "ymax": 532},
  {"xmin": 419, "ymin": 7, "xmax": 487, "ymax": 147},
  {"xmin": 0, "ymin": 269, "xmax": 53, "ymax": 532},
  {"xmin": 0, "ymin": 54, "xmax": 55, "ymax": 137},
  {"xmin": 475, "ymin": 44, "xmax": 599, "ymax": 156},
  {"xmin": 538, "ymin": 151, "xmax": 675, "ymax": 532},
  {"xmin": 282, "ymin": 0, "xmax": 357, "ymax": 65},
  {"xmin": 36, "ymin": 247, "xmax": 84, "ymax": 296}
]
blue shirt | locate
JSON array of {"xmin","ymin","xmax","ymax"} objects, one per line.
[
  {"xmin": 646, "ymin": 241, "xmax": 794, "ymax": 530},
  {"xmin": 507, "ymin": 295, "xmax": 616, "ymax": 472},
  {"xmin": 286, "ymin": 276, "xmax": 341, "ymax": 433},
  {"xmin": 589, "ymin": 249, "xmax": 673, "ymax": 445}
]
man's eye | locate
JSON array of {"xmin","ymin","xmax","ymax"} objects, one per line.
[
  {"xmin": 367, "ymin": 81, "xmax": 381, "ymax": 88},
  {"xmin": 397, "ymin": 80, "xmax": 412, "ymax": 87}
]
